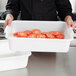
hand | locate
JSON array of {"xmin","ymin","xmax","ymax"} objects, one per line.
[
  {"xmin": 64, "ymin": 16, "xmax": 75, "ymax": 29},
  {"xmin": 4, "ymin": 14, "xmax": 14, "ymax": 27}
]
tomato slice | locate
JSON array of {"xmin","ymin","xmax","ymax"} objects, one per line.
[
  {"xmin": 13, "ymin": 30, "xmax": 64, "ymax": 39},
  {"xmin": 37, "ymin": 34, "xmax": 46, "ymax": 38},
  {"xmin": 24, "ymin": 30, "xmax": 32, "ymax": 35},
  {"xmin": 49, "ymin": 31, "xmax": 56, "ymax": 35},
  {"xmin": 17, "ymin": 32, "xmax": 27, "ymax": 37},
  {"xmin": 13, "ymin": 32, "xmax": 18, "ymax": 36},
  {"xmin": 28, "ymin": 34, "xmax": 37, "ymax": 38},
  {"xmin": 54, "ymin": 32, "xmax": 62, "ymax": 36},
  {"xmin": 46, "ymin": 33, "xmax": 55, "ymax": 39},
  {"xmin": 56, "ymin": 34, "xmax": 64, "ymax": 39},
  {"xmin": 49, "ymin": 31, "xmax": 62, "ymax": 36},
  {"xmin": 32, "ymin": 29, "xmax": 41, "ymax": 35},
  {"xmin": 42, "ymin": 32, "xmax": 48, "ymax": 35}
]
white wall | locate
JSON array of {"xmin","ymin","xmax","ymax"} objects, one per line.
[
  {"xmin": 70, "ymin": 0, "xmax": 76, "ymax": 13},
  {"xmin": 0, "ymin": 0, "xmax": 7, "ymax": 12}
]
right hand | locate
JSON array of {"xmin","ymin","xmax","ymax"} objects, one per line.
[{"xmin": 4, "ymin": 14, "xmax": 14, "ymax": 27}]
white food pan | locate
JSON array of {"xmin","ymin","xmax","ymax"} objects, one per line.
[
  {"xmin": 5, "ymin": 21, "xmax": 74, "ymax": 52},
  {"xmin": 0, "ymin": 51, "xmax": 31, "ymax": 71}
]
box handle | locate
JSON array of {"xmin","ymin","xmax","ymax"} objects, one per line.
[
  {"xmin": 4, "ymin": 26, "xmax": 12, "ymax": 38},
  {"xmin": 68, "ymin": 27, "xmax": 74, "ymax": 39}
]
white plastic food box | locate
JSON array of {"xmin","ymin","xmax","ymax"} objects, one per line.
[
  {"xmin": 5, "ymin": 21, "xmax": 74, "ymax": 53},
  {"xmin": 0, "ymin": 51, "xmax": 31, "ymax": 71},
  {"xmin": 0, "ymin": 40, "xmax": 15, "ymax": 55}
]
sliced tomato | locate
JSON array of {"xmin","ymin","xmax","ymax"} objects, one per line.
[
  {"xmin": 28, "ymin": 34, "xmax": 37, "ymax": 38},
  {"xmin": 42, "ymin": 32, "xmax": 48, "ymax": 35},
  {"xmin": 17, "ymin": 32, "xmax": 27, "ymax": 37},
  {"xmin": 37, "ymin": 34, "xmax": 46, "ymax": 38},
  {"xmin": 46, "ymin": 33, "xmax": 55, "ymax": 39},
  {"xmin": 49, "ymin": 31, "xmax": 62, "ymax": 36},
  {"xmin": 13, "ymin": 32, "xmax": 18, "ymax": 36},
  {"xmin": 13, "ymin": 30, "xmax": 64, "ymax": 39},
  {"xmin": 32, "ymin": 29, "xmax": 41, "ymax": 35},
  {"xmin": 24, "ymin": 30, "xmax": 32, "ymax": 35},
  {"xmin": 49, "ymin": 31, "xmax": 56, "ymax": 35},
  {"xmin": 54, "ymin": 32, "xmax": 62, "ymax": 36},
  {"xmin": 42, "ymin": 32, "xmax": 48, "ymax": 38},
  {"xmin": 56, "ymin": 34, "xmax": 64, "ymax": 39}
]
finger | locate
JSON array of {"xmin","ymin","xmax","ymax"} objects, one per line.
[
  {"xmin": 8, "ymin": 20, "xmax": 13, "ymax": 26},
  {"xmin": 66, "ymin": 20, "xmax": 74, "ymax": 28},
  {"xmin": 66, "ymin": 21, "xmax": 71, "ymax": 27},
  {"xmin": 71, "ymin": 24, "xmax": 75, "ymax": 29},
  {"xmin": 71, "ymin": 21, "xmax": 75, "ymax": 29},
  {"xmin": 4, "ymin": 20, "xmax": 8, "ymax": 28},
  {"xmin": 75, "ymin": 24, "xmax": 76, "ymax": 28}
]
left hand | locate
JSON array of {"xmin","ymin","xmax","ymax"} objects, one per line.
[{"xmin": 64, "ymin": 16, "xmax": 75, "ymax": 29}]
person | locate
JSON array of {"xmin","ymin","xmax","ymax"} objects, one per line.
[{"xmin": 2, "ymin": 0, "xmax": 75, "ymax": 28}]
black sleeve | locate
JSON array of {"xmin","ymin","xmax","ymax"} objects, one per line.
[
  {"xmin": 2, "ymin": 0, "xmax": 20, "ymax": 20},
  {"xmin": 55, "ymin": 0, "xmax": 74, "ymax": 21}
]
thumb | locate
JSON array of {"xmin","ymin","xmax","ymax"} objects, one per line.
[
  {"xmin": 66, "ymin": 21, "xmax": 71, "ymax": 28},
  {"xmin": 7, "ymin": 19, "xmax": 12, "ymax": 26},
  {"xmin": 4, "ymin": 20, "xmax": 8, "ymax": 28}
]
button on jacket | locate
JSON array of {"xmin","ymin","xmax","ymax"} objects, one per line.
[{"xmin": 3, "ymin": 0, "xmax": 73, "ymax": 21}]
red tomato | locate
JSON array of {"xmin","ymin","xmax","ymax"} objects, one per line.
[
  {"xmin": 32, "ymin": 29, "xmax": 41, "ymax": 35},
  {"xmin": 13, "ymin": 32, "xmax": 18, "ymax": 36},
  {"xmin": 24, "ymin": 30, "xmax": 32, "ymax": 35},
  {"xmin": 13, "ymin": 30, "xmax": 64, "ymax": 39},
  {"xmin": 42, "ymin": 32, "xmax": 48, "ymax": 38},
  {"xmin": 46, "ymin": 33, "xmax": 55, "ymax": 39},
  {"xmin": 49, "ymin": 31, "xmax": 56, "ymax": 35},
  {"xmin": 17, "ymin": 32, "xmax": 27, "ymax": 37},
  {"xmin": 42, "ymin": 32, "xmax": 48, "ymax": 35},
  {"xmin": 55, "ymin": 32, "xmax": 62, "ymax": 36},
  {"xmin": 28, "ymin": 34, "xmax": 37, "ymax": 38},
  {"xmin": 49, "ymin": 31, "xmax": 62, "ymax": 36},
  {"xmin": 56, "ymin": 34, "xmax": 64, "ymax": 39},
  {"xmin": 37, "ymin": 34, "xmax": 46, "ymax": 38}
]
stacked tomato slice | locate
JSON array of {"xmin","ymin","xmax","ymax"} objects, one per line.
[{"xmin": 13, "ymin": 29, "xmax": 64, "ymax": 39}]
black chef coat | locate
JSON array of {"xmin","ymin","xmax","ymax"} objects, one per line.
[{"xmin": 3, "ymin": 0, "xmax": 73, "ymax": 21}]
